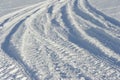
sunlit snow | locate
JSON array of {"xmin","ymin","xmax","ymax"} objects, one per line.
[{"xmin": 0, "ymin": 0, "xmax": 120, "ymax": 80}]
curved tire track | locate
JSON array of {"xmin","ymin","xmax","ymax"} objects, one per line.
[{"xmin": 0, "ymin": 0, "xmax": 120, "ymax": 80}]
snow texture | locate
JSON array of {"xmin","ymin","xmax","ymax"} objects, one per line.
[{"xmin": 0, "ymin": 0, "xmax": 120, "ymax": 80}]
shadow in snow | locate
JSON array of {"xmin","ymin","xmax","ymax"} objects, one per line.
[
  {"xmin": 1, "ymin": 17, "xmax": 39, "ymax": 80},
  {"xmin": 85, "ymin": 0, "xmax": 120, "ymax": 27},
  {"xmin": 49, "ymin": 50, "xmax": 91, "ymax": 80},
  {"xmin": 61, "ymin": 5, "xmax": 120, "ymax": 67},
  {"xmin": 0, "ymin": 18, "xmax": 9, "ymax": 27},
  {"xmin": 86, "ymin": 27, "xmax": 120, "ymax": 55},
  {"xmin": 48, "ymin": 5, "xmax": 53, "ymax": 14},
  {"xmin": 51, "ymin": 19, "xmax": 60, "ymax": 27},
  {"xmin": 73, "ymin": 0, "xmax": 106, "ymax": 28}
]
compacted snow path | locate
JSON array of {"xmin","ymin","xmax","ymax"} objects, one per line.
[{"xmin": 0, "ymin": 0, "xmax": 120, "ymax": 80}]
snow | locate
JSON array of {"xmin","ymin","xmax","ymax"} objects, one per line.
[
  {"xmin": 0, "ymin": 0, "xmax": 44, "ymax": 17},
  {"xmin": 89, "ymin": 0, "xmax": 120, "ymax": 21},
  {"xmin": 0, "ymin": 0, "xmax": 120, "ymax": 80}
]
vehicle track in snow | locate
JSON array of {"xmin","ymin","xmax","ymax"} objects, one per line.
[
  {"xmin": 70, "ymin": 0, "xmax": 120, "ymax": 66},
  {"xmin": 0, "ymin": 0, "xmax": 120, "ymax": 80}
]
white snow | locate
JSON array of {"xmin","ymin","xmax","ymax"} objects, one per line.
[{"xmin": 0, "ymin": 0, "xmax": 120, "ymax": 80}]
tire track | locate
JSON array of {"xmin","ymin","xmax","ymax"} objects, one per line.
[
  {"xmin": 25, "ymin": 0, "xmax": 120, "ymax": 79},
  {"xmin": 0, "ymin": 0, "xmax": 120, "ymax": 80},
  {"xmin": 0, "ymin": 50, "xmax": 30, "ymax": 80},
  {"xmin": 0, "ymin": 1, "xmax": 51, "ymax": 79},
  {"xmin": 79, "ymin": 0, "xmax": 120, "ymax": 55},
  {"xmin": 28, "ymin": 20, "xmax": 120, "ymax": 80},
  {"xmin": 62, "ymin": 3, "xmax": 120, "ymax": 67},
  {"xmin": 69, "ymin": 0, "xmax": 120, "ymax": 63},
  {"xmin": 84, "ymin": 0, "xmax": 120, "ymax": 28},
  {"xmin": 26, "ymin": 5, "xmax": 120, "ymax": 79},
  {"xmin": 79, "ymin": 0, "xmax": 120, "ymax": 38}
]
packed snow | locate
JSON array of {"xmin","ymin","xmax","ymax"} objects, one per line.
[{"xmin": 0, "ymin": 0, "xmax": 120, "ymax": 80}]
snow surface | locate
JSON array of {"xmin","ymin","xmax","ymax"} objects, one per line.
[
  {"xmin": 89, "ymin": 0, "xmax": 120, "ymax": 21},
  {"xmin": 0, "ymin": 0, "xmax": 120, "ymax": 80}
]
